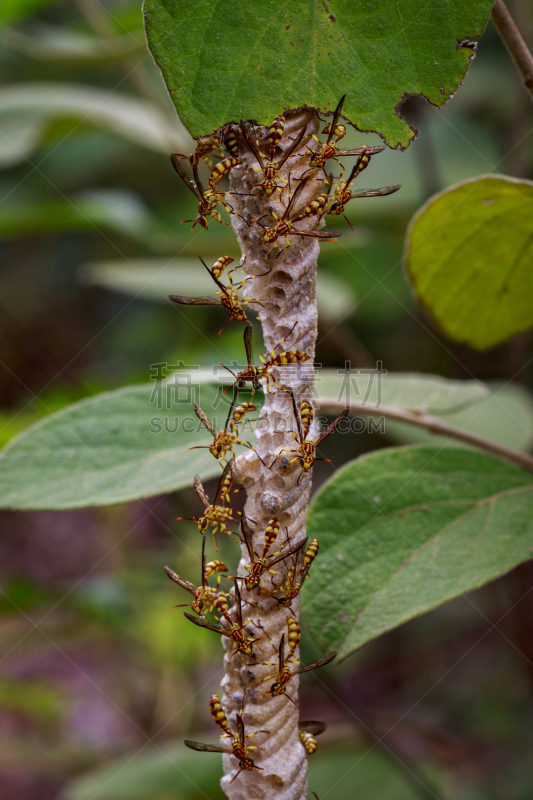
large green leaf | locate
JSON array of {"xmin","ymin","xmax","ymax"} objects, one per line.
[
  {"xmin": 64, "ymin": 744, "xmax": 420, "ymax": 800},
  {"xmin": 386, "ymin": 382, "xmax": 533, "ymax": 453},
  {"xmin": 302, "ymin": 446, "xmax": 533, "ymax": 660},
  {"xmin": 143, "ymin": 0, "xmax": 493, "ymax": 147},
  {"xmin": 0, "ymin": 383, "xmax": 229, "ymax": 510},
  {"xmin": 64, "ymin": 742, "xmax": 225, "ymax": 800},
  {"xmin": 0, "ymin": 372, "xmax": 494, "ymax": 510},
  {"xmin": 317, "ymin": 370, "xmax": 487, "ymax": 415},
  {"xmin": 404, "ymin": 176, "xmax": 533, "ymax": 350}
]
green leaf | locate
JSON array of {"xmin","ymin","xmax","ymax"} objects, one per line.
[
  {"xmin": 386, "ymin": 381, "xmax": 533, "ymax": 453},
  {"xmin": 143, "ymin": 0, "xmax": 493, "ymax": 147},
  {"xmin": 64, "ymin": 742, "xmax": 225, "ymax": 800},
  {"xmin": 302, "ymin": 446, "xmax": 533, "ymax": 660},
  {"xmin": 317, "ymin": 370, "xmax": 488, "ymax": 414},
  {"xmin": 404, "ymin": 175, "xmax": 533, "ymax": 350},
  {"xmin": 0, "ymin": 383, "xmax": 237, "ymax": 510}
]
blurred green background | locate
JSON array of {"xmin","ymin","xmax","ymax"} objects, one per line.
[{"xmin": 1, "ymin": 1, "xmax": 533, "ymax": 799}]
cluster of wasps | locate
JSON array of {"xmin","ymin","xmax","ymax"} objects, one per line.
[
  {"xmin": 165, "ymin": 97, "xmax": 398, "ymax": 787},
  {"xmin": 171, "ymin": 94, "xmax": 401, "ymax": 250}
]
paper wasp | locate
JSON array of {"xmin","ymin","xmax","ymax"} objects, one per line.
[
  {"xmin": 258, "ymin": 631, "xmax": 336, "ymax": 705},
  {"xmin": 190, "ymin": 389, "xmax": 258, "ymax": 465},
  {"xmin": 304, "ymin": 95, "xmax": 385, "ymax": 175},
  {"xmin": 170, "ymin": 154, "xmax": 235, "ymax": 230},
  {"xmin": 222, "ymin": 325, "xmax": 310, "ymax": 398},
  {"xmin": 233, "ymin": 515, "xmax": 307, "ymax": 592},
  {"xmin": 185, "ymin": 695, "xmax": 266, "ymax": 782},
  {"xmin": 169, "ymin": 256, "xmax": 272, "ymax": 335},
  {"xmin": 209, "ymin": 156, "xmax": 239, "ymax": 187},
  {"xmin": 240, "ymin": 119, "xmax": 307, "ymax": 199},
  {"xmin": 223, "ymin": 128, "xmax": 239, "ymax": 158},
  {"xmin": 184, "ymin": 580, "xmax": 264, "ymax": 659},
  {"xmin": 164, "ymin": 538, "xmax": 229, "ymax": 617},
  {"xmin": 251, "ymin": 177, "xmax": 339, "ymax": 257},
  {"xmin": 299, "ymin": 720, "xmax": 327, "ymax": 755},
  {"xmin": 172, "ymin": 135, "xmax": 225, "ymax": 168},
  {"xmin": 178, "ymin": 460, "xmax": 240, "ymax": 549},
  {"xmin": 271, "ymin": 390, "xmax": 349, "ymax": 484},
  {"xmin": 271, "ymin": 537, "xmax": 319, "ymax": 609},
  {"xmin": 326, "ymin": 150, "xmax": 401, "ymax": 229}
]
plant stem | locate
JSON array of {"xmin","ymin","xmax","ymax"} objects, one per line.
[
  {"xmin": 319, "ymin": 400, "xmax": 533, "ymax": 473},
  {"xmin": 221, "ymin": 108, "xmax": 325, "ymax": 800},
  {"xmin": 492, "ymin": 0, "xmax": 533, "ymax": 102}
]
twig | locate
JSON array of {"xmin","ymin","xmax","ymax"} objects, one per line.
[
  {"xmin": 492, "ymin": 0, "xmax": 533, "ymax": 101},
  {"xmin": 318, "ymin": 399, "xmax": 533, "ymax": 473}
]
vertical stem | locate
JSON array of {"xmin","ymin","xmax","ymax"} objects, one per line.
[
  {"xmin": 221, "ymin": 108, "xmax": 323, "ymax": 800},
  {"xmin": 492, "ymin": 0, "xmax": 533, "ymax": 101}
]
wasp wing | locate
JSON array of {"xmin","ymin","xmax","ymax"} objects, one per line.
[
  {"xmin": 169, "ymin": 295, "xmax": 221, "ymax": 306},
  {"xmin": 194, "ymin": 403, "xmax": 217, "ymax": 437},
  {"xmin": 278, "ymin": 632, "xmax": 286, "ymax": 673},
  {"xmin": 239, "ymin": 121, "xmax": 265, "ymax": 169},
  {"xmin": 349, "ymin": 184, "xmax": 401, "ymax": 199},
  {"xmin": 199, "ymin": 256, "xmax": 226, "ymax": 292},
  {"xmin": 184, "ymin": 740, "xmax": 231, "ymax": 754},
  {"xmin": 298, "ymin": 720, "xmax": 327, "ymax": 736},
  {"xmin": 170, "ymin": 154, "xmax": 201, "ymax": 199},
  {"xmin": 324, "ymin": 94, "xmax": 346, "ymax": 145},
  {"xmin": 243, "ymin": 325, "xmax": 254, "ymax": 368},
  {"xmin": 314, "ymin": 407, "xmax": 349, "ymax": 447},
  {"xmin": 201, "ymin": 537, "xmax": 207, "ymax": 588},
  {"xmin": 236, "ymin": 714, "xmax": 245, "ymax": 745},
  {"xmin": 234, "ymin": 579, "xmax": 244, "ymax": 628},
  {"xmin": 193, "ymin": 474, "xmax": 210, "ymax": 508},
  {"xmin": 290, "ymin": 229, "xmax": 340, "ymax": 240},
  {"xmin": 277, "ymin": 125, "xmax": 309, "ymax": 168},
  {"xmin": 288, "ymin": 389, "xmax": 304, "ymax": 444},
  {"xmin": 214, "ymin": 459, "xmax": 235, "ymax": 505},
  {"xmin": 266, "ymin": 537, "xmax": 308, "ymax": 570},
  {"xmin": 294, "ymin": 652, "xmax": 336, "ymax": 675},
  {"xmin": 337, "ymin": 145, "xmax": 386, "ymax": 157},
  {"xmin": 283, "ymin": 175, "xmax": 312, "ymax": 220},
  {"xmin": 240, "ymin": 514, "xmax": 256, "ymax": 562},
  {"xmin": 184, "ymin": 612, "xmax": 228, "ymax": 636},
  {"xmin": 164, "ymin": 566, "xmax": 196, "ymax": 596}
]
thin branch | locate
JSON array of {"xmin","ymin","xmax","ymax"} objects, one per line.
[
  {"xmin": 319, "ymin": 399, "xmax": 533, "ymax": 473},
  {"xmin": 492, "ymin": 0, "xmax": 533, "ymax": 101}
]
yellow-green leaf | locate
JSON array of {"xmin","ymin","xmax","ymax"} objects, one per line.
[{"xmin": 405, "ymin": 175, "xmax": 533, "ymax": 350}]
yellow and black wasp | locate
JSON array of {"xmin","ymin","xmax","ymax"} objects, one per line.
[
  {"xmin": 178, "ymin": 459, "xmax": 240, "ymax": 549},
  {"xmin": 258, "ymin": 631, "xmax": 336, "ymax": 705},
  {"xmin": 270, "ymin": 390, "xmax": 349, "ymax": 484},
  {"xmin": 184, "ymin": 580, "xmax": 264, "ymax": 659},
  {"xmin": 299, "ymin": 720, "xmax": 327, "ymax": 755},
  {"xmin": 222, "ymin": 324, "xmax": 310, "ymax": 399},
  {"xmin": 233, "ymin": 515, "xmax": 307, "ymax": 592},
  {"xmin": 185, "ymin": 694, "xmax": 267, "ymax": 782},
  {"xmin": 251, "ymin": 176, "xmax": 339, "ymax": 257},
  {"xmin": 191, "ymin": 388, "xmax": 258, "ymax": 466},
  {"xmin": 170, "ymin": 154, "xmax": 236, "ymax": 230},
  {"xmin": 164, "ymin": 537, "xmax": 229, "ymax": 618},
  {"xmin": 169, "ymin": 256, "xmax": 271, "ymax": 335}
]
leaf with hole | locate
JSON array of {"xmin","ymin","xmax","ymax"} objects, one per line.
[{"xmin": 144, "ymin": 0, "xmax": 493, "ymax": 148}]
